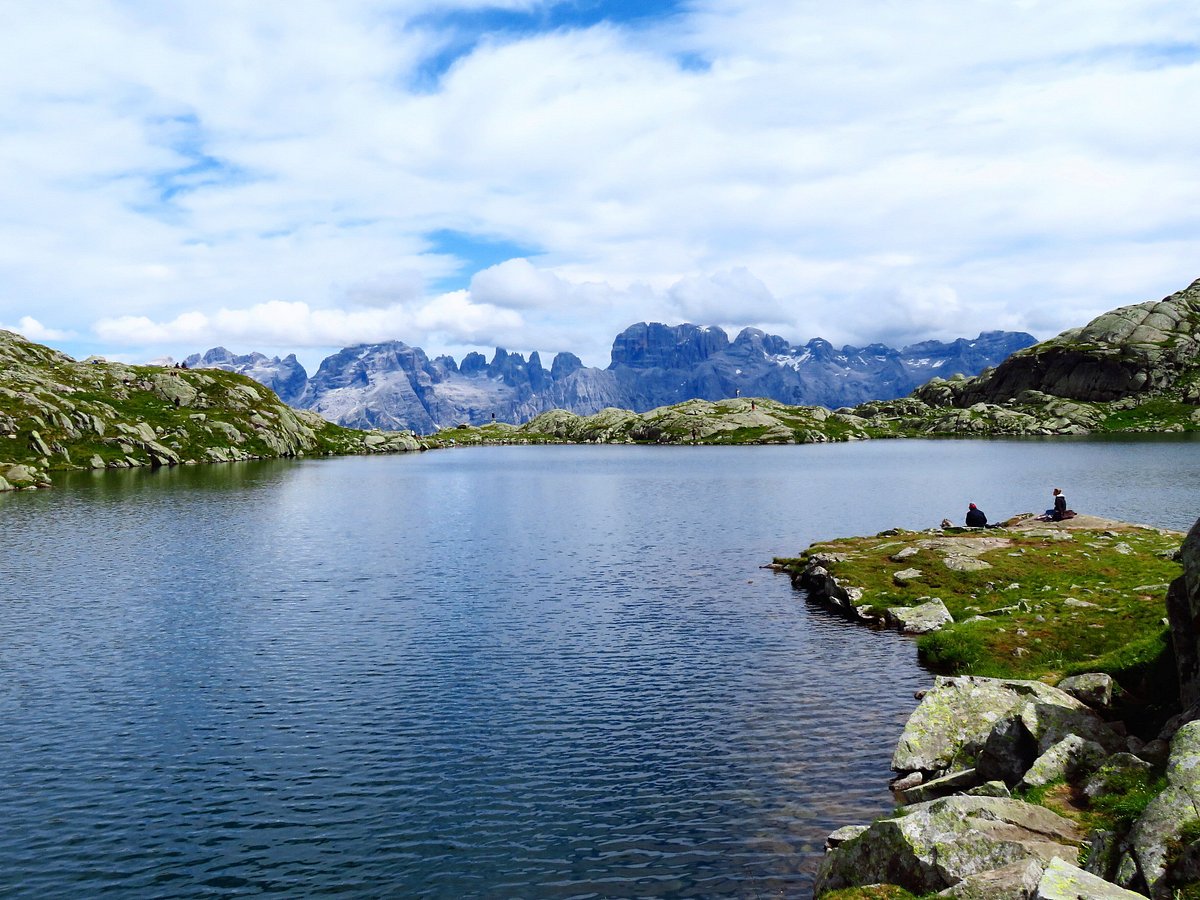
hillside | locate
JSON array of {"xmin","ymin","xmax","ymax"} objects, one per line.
[
  {"xmin": 852, "ymin": 277, "xmax": 1200, "ymax": 437},
  {"xmin": 0, "ymin": 330, "xmax": 423, "ymax": 491}
]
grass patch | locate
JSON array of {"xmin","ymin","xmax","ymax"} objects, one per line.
[
  {"xmin": 780, "ymin": 523, "xmax": 1184, "ymax": 685},
  {"xmin": 1087, "ymin": 769, "xmax": 1167, "ymax": 831},
  {"xmin": 821, "ymin": 887, "xmax": 922, "ymax": 900}
]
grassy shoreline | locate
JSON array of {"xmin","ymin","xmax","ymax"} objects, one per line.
[{"xmin": 775, "ymin": 516, "xmax": 1185, "ymax": 724}]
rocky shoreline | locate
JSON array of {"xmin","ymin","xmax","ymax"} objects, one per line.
[{"xmin": 780, "ymin": 517, "xmax": 1200, "ymax": 899}]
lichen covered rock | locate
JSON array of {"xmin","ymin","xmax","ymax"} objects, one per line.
[{"xmin": 814, "ymin": 795, "xmax": 1082, "ymax": 896}]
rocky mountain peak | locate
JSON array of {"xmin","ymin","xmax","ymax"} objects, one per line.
[
  {"xmin": 609, "ymin": 322, "xmax": 731, "ymax": 369},
  {"xmin": 942, "ymin": 281, "xmax": 1200, "ymax": 405}
]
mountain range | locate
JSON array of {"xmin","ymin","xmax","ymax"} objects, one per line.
[{"xmin": 183, "ymin": 323, "xmax": 1036, "ymax": 433}]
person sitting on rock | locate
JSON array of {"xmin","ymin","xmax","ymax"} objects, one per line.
[
  {"xmin": 1039, "ymin": 487, "xmax": 1069, "ymax": 521},
  {"xmin": 965, "ymin": 503, "xmax": 988, "ymax": 528}
]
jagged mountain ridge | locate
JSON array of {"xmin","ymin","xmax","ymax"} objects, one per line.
[
  {"xmin": 183, "ymin": 347, "xmax": 309, "ymax": 404},
  {"xmin": 185, "ymin": 323, "xmax": 1036, "ymax": 433}
]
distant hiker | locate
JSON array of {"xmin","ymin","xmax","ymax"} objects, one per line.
[
  {"xmin": 750, "ymin": 400, "xmax": 756, "ymax": 410},
  {"xmin": 965, "ymin": 503, "xmax": 988, "ymax": 528}
]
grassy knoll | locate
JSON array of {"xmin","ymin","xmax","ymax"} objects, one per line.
[{"xmin": 776, "ymin": 519, "xmax": 1184, "ymax": 693}]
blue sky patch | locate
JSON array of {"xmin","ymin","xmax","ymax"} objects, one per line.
[
  {"xmin": 425, "ymin": 229, "xmax": 542, "ymax": 290},
  {"xmin": 137, "ymin": 113, "xmax": 256, "ymax": 217},
  {"xmin": 408, "ymin": 0, "xmax": 690, "ymax": 88}
]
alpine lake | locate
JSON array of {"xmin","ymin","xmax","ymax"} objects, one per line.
[{"xmin": 2, "ymin": 435, "xmax": 1198, "ymax": 898}]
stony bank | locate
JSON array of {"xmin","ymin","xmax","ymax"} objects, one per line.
[{"xmin": 775, "ymin": 516, "xmax": 1200, "ymax": 898}]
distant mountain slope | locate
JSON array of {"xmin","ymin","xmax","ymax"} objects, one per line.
[
  {"xmin": 920, "ymin": 276, "xmax": 1200, "ymax": 407},
  {"xmin": 183, "ymin": 347, "xmax": 309, "ymax": 404},
  {"xmin": 0, "ymin": 330, "xmax": 423, "ymax": 491},
  {"xmin": 185, "ymin": 324, "xmax": 1035, "ymax": 433}
]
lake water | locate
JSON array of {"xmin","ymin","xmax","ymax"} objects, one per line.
[{"xmin": 2, "ymin": 437, "xmax": 1197, "ymax": 898}]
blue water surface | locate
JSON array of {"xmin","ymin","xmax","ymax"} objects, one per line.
[{"xmin": 1, "ymin": 437, "xmax": 1197, "ymax": 898}]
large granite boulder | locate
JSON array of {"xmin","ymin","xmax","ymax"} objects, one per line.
[
  {"xmin": 1127, "ymin": 719, "xmax": 1200, "ymax": 894},
  {"xmin": 814, "ymin": 795, "xmax": 1082, "ymax": 895},
  {"xmin": 938, "ymin": 858, "xmax": 1045, "ymax": 899},
  {"xmin": 1033, "ymin": 857, "xmax": 1147, "ymax": 899},
  {"xmin": 1019, "ymin": 735, "xmax": 1107, "ymax": 790},
  {"xmin": 1056, "ymin": 672, "xmax": 1115, "ymax": 711},
  {"xmin": 892, "ymin": 676, "xmax": 1089, "ymax": 776},
  {"xmin": 974, "ymin": 691, "xmax": 1126, "ymax": 788},
  {"xmin": 885, "ymin": 598, "xmax": 954, "ymax": 634},
  {"xmin": 1168, "ymin": 519, "xmax": 1200, "ymax": 708}
]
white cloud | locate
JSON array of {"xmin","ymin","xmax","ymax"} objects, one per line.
[
  {"xmin": 0, "ymin": 0, "xmax": 1198, "ymax": 367},
  {"xmin": 666, "ymin": 268, "xmax": 784, "ymax": 325},
  {"xmin": 1, "ymin": 316, "xmax": 73, "ymax": 342},
  {"xmin": 94, "ymin": 294, "xmax": 523, "ymax": 354}
]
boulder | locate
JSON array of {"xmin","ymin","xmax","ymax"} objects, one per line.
[
  {"xmin": 1128, "ymin": 719, "xmax": 1200, "ymax": 893},
  {"xmin": 966, "ymin": 780, "xmax": 1012, "ymax": 798},
  {"xmin": 894, "ymin": 567, "xmax": 923, "ymax": 585},
  {"xmin": 1167, "ymin": 519, "xmax": 1200, "ymax": 708},
  {"xmin": 1019, "ymin": 735, "xmax": 1107, "ymax": 790},
  {"xmin": 1018, "ymin": 700, "xmax": 1127, "ymax": 756},
  {"xmin": 825, "ymin": 824, "xmax": 868, "ymax": 850},
  {"xmin": 814, "ymin": 795, "xmax": 1082, "ymax": 896},
  {"xmin": 937, "ymin": 858, "xmax": 1045, "ymax": 899},
  {"xmin": 1056, "ymin": 673, "xmax": 1115, "ymax": 710},
  {"xmin": 886, "ymin": 598, "xmax": 954, "ymax": 634},
  {"xmin": 1033, "ymin": 857, "xmax": 1146, "ymax": 899},
  {"xmin": 898, "ymin": 767, "xmax": 980, "ymax": 804},
  {"xmin": 1083, "ymin": 753, "xmax": 1154, "ymax": 803},
  {"xmin": 943, "ymin": 554, "xmax": 993, "ymax": 572},
  {"xmin": 893, "ymin": 676, "xmax": 1087, "ymax": 776},
  {"xmin": 978, "ymin": 711, "xmax": 1041, "ymax": 786}
]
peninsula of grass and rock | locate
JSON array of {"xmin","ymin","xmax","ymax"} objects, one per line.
[{"xmin": 774, "ymin": 514, "xmax": 1200, "ymax": 898}]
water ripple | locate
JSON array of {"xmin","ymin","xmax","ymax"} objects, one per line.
[{"xmin": 8, "ymin": 440, "xmax": 1187, "ymax": 897}]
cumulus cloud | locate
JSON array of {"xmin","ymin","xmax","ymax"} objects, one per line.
[
  {"xmin": 666, "ymin": 268, "xmax": 784, "ymax": 325},
  {"xmin": 94, "ymin": 295, "xmax": 523, "ymax": 353},
  {"xmin": 468, "ymin": 259, "xmax": 571, "ymax": 310},
  {"xmin": 2, "ymin": 0, "xmax": 1199, "ymax": 365},
  {"xmin": 0, "ymin": 316, "xmax": 73, "ymax": 342}
]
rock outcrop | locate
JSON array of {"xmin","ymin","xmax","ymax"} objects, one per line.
[
  {"xmin": 1168, "ymin": 519, "xmax": 1200, "ymax": 708},
  {"xmin": 1125, "ymin": 720, "xmax": 1200, "ymax": 895},
  {"xmin": 814, "ymin": 795, "xmax": 1083, "ymax": 895},
  {"xmin": 853, "ymin": 277, "xmax": 1200, "ymax": 437},
  {"xmin": 0, "ymin": 329, "xmax": 424, "ymax": 490}
]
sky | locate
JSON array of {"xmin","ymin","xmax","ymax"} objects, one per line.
[{"xmin": 1, "ymin": 0, "xmax": 1199, "ymax": 371}]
